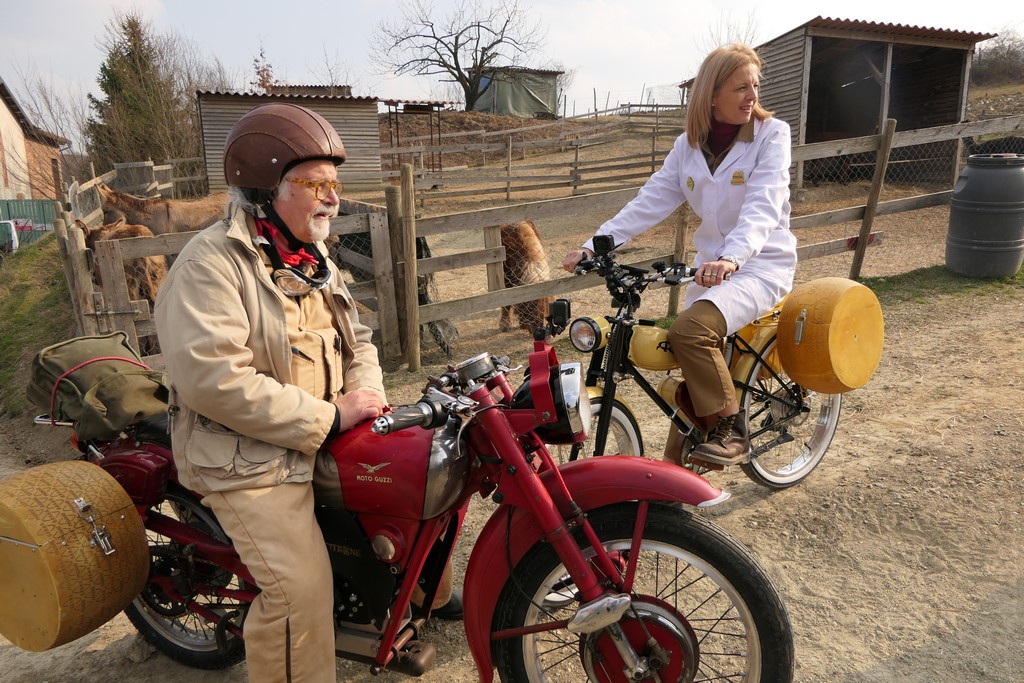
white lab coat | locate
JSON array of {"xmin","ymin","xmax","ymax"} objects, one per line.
[{"xmin": 587, "ymin": 116, "xmax": 797, "ymax": 334}]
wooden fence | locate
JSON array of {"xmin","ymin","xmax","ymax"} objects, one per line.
[
  {"xmin": 54, "ymin": 114, "xmax": 1024, "ymax": 367},
  {"xmin": 377, "ymin": 110, "xmax": 685, "ymax": 202}
]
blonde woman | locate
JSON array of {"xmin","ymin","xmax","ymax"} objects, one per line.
[{"xmin": 563, "ymin": 44, "xmax": 797, "ymax": 465}]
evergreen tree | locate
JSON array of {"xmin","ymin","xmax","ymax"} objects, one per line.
[{"xmin": 86, "ymin": 10, "xmax": 230, "ymax": 174}]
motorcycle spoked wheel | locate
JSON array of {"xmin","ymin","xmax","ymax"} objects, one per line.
[
  {"xmin": 124, "ymin": 488, "xmax": 248, "ymax": 669},
  {"xmin": 492, "ymin": 502, "xmax": 794, "ymax": 683},
  {"xmin": 740, "ymin": 338, "xmax": 842, "ymax": 489}
]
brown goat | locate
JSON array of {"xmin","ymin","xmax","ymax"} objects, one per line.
[
  {"xmin": 97, "ymin": 183, "xmax": 226, "ymax": 235},
  {"xmin": 76, "ymin": 219, "xmax": 167, "ymax": 307},
  {"xmin": 498, "ymin": 219, "xmax": 554, "ymax": 335}
]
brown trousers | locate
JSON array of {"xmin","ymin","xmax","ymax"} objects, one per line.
[
  {"xmin": 204, "ymin": 483, "xmax": 336, "ymax": 683},
  {"xmin": 666, "ymin": 300, "xmax": 736, "ymax": 417}
]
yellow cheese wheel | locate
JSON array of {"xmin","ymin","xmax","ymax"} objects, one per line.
[
  {"xmin": 777, "ymin": 277, "xmax": 884, "ymax": 394},
  {"xmin": 0, "ymin": 460, "xmax": 148, "ymax": 652}
]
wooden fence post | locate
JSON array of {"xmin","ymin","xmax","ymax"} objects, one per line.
[
  {"xmin": 484, "ymin": 225, "xmax": 504, "ymax": 296},
  {"xmin": 667, "ymin": 204, "xmax": 692, "ymax": 316},
  {"xmin": 385, "ymin": 185, "xmax": 407, "ymax": 357},
  {"xmin": 571, "ymin": 144, "xmax": 581, "ymax": 196},
  {"xmin": 52, "ymin": 218, "xmax": 84, "ymax": 335},
  {"xmin": 368, "ymin": 211, "xmax": 401, "ymax": 361},
  {"xmin": 400, "ymin": 164, "xmax": 420, "ymax": 372},
  {"xmin": 64, "ymin": 221, "xmax": 100, "ymax": 336},
  {"xmin": 506, "ymin": 136, "xmax": 513, "ymax": 201},
  {"xmin": 850, "ymin": 118, "xmax": 897, "ymax": 279},
  {"xmin": 94, "ymin": 238, "xmax": 142, "ymax": 352}
]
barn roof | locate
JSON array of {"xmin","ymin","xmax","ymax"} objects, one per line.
[
  {"xmin": 0, "ymin": 77, "xmax": 68, "ymax": 147},
  {"xmin": 795, "ymin": 16, "xmax": 997, "ymax": 44},
  {"xmin": 197, "ymin": 89, "xmax": 378, "ymax": 103},
  {"xmin": 678, "ymin": 16, "xmax": 997, "ymax": 88}
]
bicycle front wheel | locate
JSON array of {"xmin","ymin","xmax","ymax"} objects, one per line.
[
  {"xmin": 740, "ymin": 338, "xmax": 842, "ymax": 489},
  {"xmin": 549, "ymin": 397, "xmax": 643, "ymax": 464}
]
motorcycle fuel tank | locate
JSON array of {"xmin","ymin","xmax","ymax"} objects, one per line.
[
  {"xmin": 322, "ymin": 417, "xmax": 469, "ymax": 520},
  {"xmin": 628, "ymin": 323, "xmax": 680, "ymax": 371}
]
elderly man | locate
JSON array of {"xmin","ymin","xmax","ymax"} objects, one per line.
[{"xmin": 154, "ymin": 103, "xmax": 458, "ymax": 683}]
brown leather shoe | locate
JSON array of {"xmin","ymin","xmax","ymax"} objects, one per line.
[
  {"xmin": 689, "ymin": 409, "xmax": 750, "ymax": 466},
  {"xmin": 431, "ymin": 588, "xmax": 463, "ymax": 621}
]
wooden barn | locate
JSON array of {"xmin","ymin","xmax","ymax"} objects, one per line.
[
  {"xmin": 197, "ymin": 88, "xmax": 382, "ymax": 192},
  {"xmin": 756, "ymin": 17, "xmax": 997, "ymax": 184}
]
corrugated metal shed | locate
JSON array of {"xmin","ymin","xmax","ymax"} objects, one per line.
[
  {"xmin": 198, "ymin": 91, "xmax": 382, "ymax": 192},
  {"xmin": 757, "ymin": 17, "xmax": 996, "ymax": 144},
  {"xmin": 753, "ymin": 16, "xmax": 996, "ymax": 185}
]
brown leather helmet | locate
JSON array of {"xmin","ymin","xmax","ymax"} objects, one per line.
[{"xmin": 223, "ymin": 103, "xmax": 347, "ymax": 190}]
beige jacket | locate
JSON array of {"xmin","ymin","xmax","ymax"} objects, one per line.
[{"xmin": 153, "ymin": 203, "xmax": 385, "ymax": 493}]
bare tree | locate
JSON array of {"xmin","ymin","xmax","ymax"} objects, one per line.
[
  {"xmin": 310, "ymin": 46, "xmax": 358, "ymax": 95},
  {"xmin": 371, "ymin": 0, "xmax": 546, "ymax": 110},
  {"xmin": 548, "ymin": 63, "xmax": 576, "ymax": 115},
  {"xmin": 6, "ymin": 67, "xmax": 92, "ymax": 192},
  {"xmin": 695, "ymin": 11, "xmax": 762, "ymax": 57},
  {"xmin": 972, "ymin": 29, "xmax": 1024, "ymax": 87}
]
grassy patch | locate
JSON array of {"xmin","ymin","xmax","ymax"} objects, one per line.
[
  {"xmin": 0, "ymin": 236, "xmax": 77, "ymax": 416},
  {"xmin": 859, "ymin": 265, "xmax": 1024, "ymax": 306}
]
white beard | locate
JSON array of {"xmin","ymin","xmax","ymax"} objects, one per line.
[
  {"xmin": 307, "ymin": 216, "xmax": 331, "ymax": 243},
  {"xmin": 307, "ymin": 202, "xmax": 338, "ymax": 242}
]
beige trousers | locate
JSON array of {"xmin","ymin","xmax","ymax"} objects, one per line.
[
  {"xmin": 666, "ymin": 300, "xmax": 735, "ymax": 417},
  {"xmin": 204, "ymin": 483, "xmax": 336, "ymax": 683}
]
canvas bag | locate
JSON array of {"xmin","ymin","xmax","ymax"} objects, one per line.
[{"xmin": 26, "ymin": 332, "xmax": 169, "ymax": 440}]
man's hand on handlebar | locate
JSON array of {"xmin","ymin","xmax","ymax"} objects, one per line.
[
  {"xmin": 562, "ymin": 248, "xmax": 593, "ymax": 273},
  {"xmin": 332, "ymin": 388, "xmax": 386, "ymax": 432}
]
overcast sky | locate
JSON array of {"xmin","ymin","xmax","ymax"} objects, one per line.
[{"xmin": 2, "ymin": 0, "xmax": 1017, "ymax": 139}]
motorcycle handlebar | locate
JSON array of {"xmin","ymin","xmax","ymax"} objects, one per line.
[
  {"xmin": 372, "ymin": 391, "xmax": 453, "ymax": 435},
  {"xmin": 575, "ymin": 257, "xmax": 697, "ymax": 283},
  {"xmin": 372, "ymin": 403, "xmax": 433, "ymax": 435}
]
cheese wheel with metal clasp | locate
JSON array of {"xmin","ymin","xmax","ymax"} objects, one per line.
[
  {"xmin": 777, "ymin": 277, "xmax": 884, "ymax": 394},
  {"xmin": 0, "ymin": 460, "xmax": 148, "ymax": 651}
]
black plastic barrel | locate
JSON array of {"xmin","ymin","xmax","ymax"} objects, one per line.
[{"xmin": 946, "ymin": 153, "xmax": 1024, "ymax": 278}]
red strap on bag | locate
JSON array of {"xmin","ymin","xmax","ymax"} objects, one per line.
[{"xmin": 49, "ymin": 356, "xmax": 153, "ymax": 426}]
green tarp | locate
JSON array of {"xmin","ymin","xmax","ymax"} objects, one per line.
[{"xmin": 474, "ymin": 70, "xmax": 559, "ymax": 118}]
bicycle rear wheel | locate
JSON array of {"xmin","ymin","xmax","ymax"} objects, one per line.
[{"xmin": 740, "ymin": 338, "xmax": 841, "ymax": 489}]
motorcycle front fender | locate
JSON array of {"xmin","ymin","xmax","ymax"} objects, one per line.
[{"xmin": 462, "ymin": 456, "xmax": 728, "ymax": 682}]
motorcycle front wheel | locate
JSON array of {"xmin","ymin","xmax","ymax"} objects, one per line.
[
  {"xmin": 549, "ymin": 397, "xmax": 643, "ymax": 464},
  {"xmin": 492, "ymin": 502, "xmax": 794, "ymax": 683},
  {"xmin": 740, "ymin": 337, "xmax": 842, "ymax": 489},
  {"xmin": 124, "ymin": 488, "xmax": 248, "ymax": 669}
]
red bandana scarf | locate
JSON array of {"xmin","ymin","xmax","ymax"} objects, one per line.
[{"xmin": 255, "ymin": 218, "xmax": 318, "ymax": 267}]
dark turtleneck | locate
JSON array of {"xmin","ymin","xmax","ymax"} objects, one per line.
[{"xmin": 708, "ymin": 118, "xmax": 742, "ymax": 157}]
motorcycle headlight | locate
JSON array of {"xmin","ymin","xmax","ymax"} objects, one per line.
[
  {"xmin": 510, "ymin": 362, "xmax": 592, "ymax": 444},
  {"xmin": 569, "ymin": 317, "xmax": 608, "ymax": 352}
]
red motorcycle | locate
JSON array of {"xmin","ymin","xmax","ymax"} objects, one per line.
[{"xmin": 32, "ymin": 303, "xmax": 794, "ymax": 682}]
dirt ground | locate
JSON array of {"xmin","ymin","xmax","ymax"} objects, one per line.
[{"xmin": 3, "ymin": 157, "xmax": 1024, "ymax": 680}]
